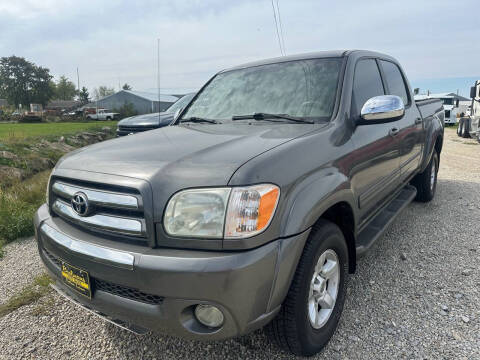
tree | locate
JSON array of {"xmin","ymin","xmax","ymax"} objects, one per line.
[
  {"xmin": 55, "ymin": 75, "xmax": 77, "ymax": 100},
  {"xmin": 122, "ymin": 83, "xmax": 132, "ymax": 90},
  {"xmin": 79, "ymin": 87, "xmax": 90, "ymax": 103},
  {"xmin": 0, "ymin": 56, "xmax": 54, "ymax": 107},
  {"xmin": 93, "ymin": 86, "xmax": 115, "ymax": 100}
]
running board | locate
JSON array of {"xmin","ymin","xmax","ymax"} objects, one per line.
[{"xmin": 356, "ymin": 185, "xmax": 417, "ymax": 257}]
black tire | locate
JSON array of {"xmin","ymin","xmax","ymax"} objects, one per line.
[
  {"xmin": 265, "ymin": 219, "xmax": 348, "ymax": 356},
  {"xmin": 457, "ymin": 119, "xmax": 464, "ymax": 137},
  {"xmin": 411, "ymin": 151, "xmax": 438, "ymax": 202}
]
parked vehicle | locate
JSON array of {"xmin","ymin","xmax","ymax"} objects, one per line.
[
  {"xmin": 116, "ymin": 93, "xmax": 195, "ymax": 136},
  {"xmin": 86, "ymin": 109, "xmax": 118, "ymax": 121},
  {"xmin": 35, "ymin": 50, "xmax": 443, "ymax": 356},
  {"xmin": 414, "ymin": 93, "xmax": 458, "ymax": 125},
  {"xmin": 458, "ymin": 80, "xmax": 480, "ymax": 142}
]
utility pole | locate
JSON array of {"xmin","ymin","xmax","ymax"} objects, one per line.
[
  {"xmin": 77, "ymin": 67, "xmax": 80, "ymax": 100},
  {"xmin": 157, "ymin": 38, "xmax": 160, "ymax": 115}
]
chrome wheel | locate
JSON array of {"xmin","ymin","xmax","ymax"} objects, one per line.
[
  {"xmin": 308, "ymin": 249, "xmax": 340, "ymax": 329},
  {"xmin": 430, "ymin": 158, "xmax": 436, "ymax": 190}
]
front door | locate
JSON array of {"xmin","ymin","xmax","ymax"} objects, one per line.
[{"xmin": 349, "ymin": 58, "xmax": 401, "ymax": 227}]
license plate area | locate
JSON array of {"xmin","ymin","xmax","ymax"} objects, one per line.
[{"xmin": 61, "ymin": 261, "xmax": 91, "ymax": 299}]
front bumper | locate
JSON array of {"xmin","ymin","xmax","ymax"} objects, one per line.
[{"xmin": 34, "ymin": 204, "xmax": 309, "ymax": 340}]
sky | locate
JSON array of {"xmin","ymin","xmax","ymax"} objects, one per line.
[{"xmin": 0, "ymin": 0, "xmax": 478, "ymax": 97}]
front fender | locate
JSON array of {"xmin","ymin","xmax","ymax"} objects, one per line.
[{"xmin": 280, "ymin": 168, "xmax": 356, "ymax": 237}]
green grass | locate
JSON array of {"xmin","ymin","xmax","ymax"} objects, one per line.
[
  {"xmin": 0, "ymin": 171, "xmax": 50, "ymax": 253},
  {"xmin": 0, "ymin": 273, "xmax": 53, "ymax": 318},
  {"xmin": 0, "ymin": 121, "xmax": 117, "ymax": 141}
]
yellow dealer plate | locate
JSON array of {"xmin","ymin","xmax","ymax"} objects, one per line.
[{"xmin": 61, "ymin": 261, "xmax": 91, "ymax": 299}]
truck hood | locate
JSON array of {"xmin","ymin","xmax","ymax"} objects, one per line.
[
  {"xmin": 56, "ymin": 123, "xmax": 322, "ymax": 188},
  {"xmin": 118, "ymin": 112, "xmax": 174, "ymax": 127}
]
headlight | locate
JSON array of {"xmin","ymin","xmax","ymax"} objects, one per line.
[
  {"xmin": 163, "ymin": 184, "xmax": 280, "ymax": 239},
  {"xmin": 164, "ymin": 188, "xmax": 231, "ymax": 238}
]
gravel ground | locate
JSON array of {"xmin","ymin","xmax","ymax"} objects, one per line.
[{"xmin": 0, "ymin": 128, "xmax": 479, "ymax": 359}]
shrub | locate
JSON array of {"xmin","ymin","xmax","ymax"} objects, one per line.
[{"xmin": 0, "ymin": 171, "xmax": 50, "ymax": 247}]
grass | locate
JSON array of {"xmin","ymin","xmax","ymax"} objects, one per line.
[
  {"xmin": 0, "ymin": 171, "xmax": 50, "ymax": 254},
  {"xmin": 0, "ymin": 121, "xmax": 117, "ymax": 141},
  {"xmin": 0, "ymin": 273, "xmax": 53, "ymax": 318}
]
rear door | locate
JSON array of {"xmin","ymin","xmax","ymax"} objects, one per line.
[
  {"xmin": 379, "ymin": 60, "xmax": 423, "ymax": 183},
  {"xmin": 350, "ymin": 59, "xmax": 402, "ymax": 226}
]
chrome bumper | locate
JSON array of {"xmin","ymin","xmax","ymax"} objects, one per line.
[{"xmin": 40, "ymin": 223, "xmax": 134, "ymax": 270}]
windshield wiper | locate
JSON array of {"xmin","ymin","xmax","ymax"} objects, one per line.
[
  {"xmin": 180, "ymin": 116, "xmax": 220, "ymax": 124},
  {"xmin": 232, "ymin": 113, "xmax": 314, "ymax": 124}
]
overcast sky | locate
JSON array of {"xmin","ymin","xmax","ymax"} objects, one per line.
[{"xmin": 1, "ymin": 0, "xmax": 478, "ymax": 96}]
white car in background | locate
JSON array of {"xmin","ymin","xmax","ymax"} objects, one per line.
[{"xmin": 86, "ymin": 109, "xmax": 118, "ymax": 121}]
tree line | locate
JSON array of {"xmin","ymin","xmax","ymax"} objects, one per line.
[{"xmin": 0, "ymin": 55, "xmax": 132, "ymax": 108}]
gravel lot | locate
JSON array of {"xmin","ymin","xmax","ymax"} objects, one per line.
[{"xmin": 0, "ymin": 128, "xmax": 479, "ymax": 359}]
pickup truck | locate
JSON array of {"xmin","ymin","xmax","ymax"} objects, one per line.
[
  {"xmin": 86, "ymin": 109, "xmax": 118, "ymax": 121},
  {"xmin": 34, "ymin": 50, "xmax": 444, "ymax": 356}
]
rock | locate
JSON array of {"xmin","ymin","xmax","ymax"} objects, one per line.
[
  {"xmin": 461, "ymin": 269, "xmax": 473, "ymax": 276},
  {"xmin": 461, "ymin": 316, "xmax": 470, "ymax": 323},
  {"xmin": 454, "ymin": 293, "xmax": 463, "ymax": 300},
  {"xmin": 441, "ymin": 305, "xmax": 449, "ymax": 312},
  {"xmin": 452, "ymin": 330, "xmax": 462, "ymax": 340},
  {"xmin": 59, "ymin": 136, "xmax": 65, "ymax": 142},
  {"xmin": 0, "ymin": 150, "xmax": 18, "ymax": 160},
  {"xmin": 400, "ymin": 252, "xmax": 407, "ymax": 261},
  {"xmin": 0, "ymin": 165, "xmax": 25, "ymax": 183},
  {"xmin": 27, "ymin": 157, "xmax": 54, "ymax": 172}
]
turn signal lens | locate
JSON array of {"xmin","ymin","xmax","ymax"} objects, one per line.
[{"xmin": 224, "ymin": 184, "xmax": 279, "ymax": 239}]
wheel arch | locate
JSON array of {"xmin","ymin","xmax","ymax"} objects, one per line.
[{"xmin": 317, "ymin": 201, "xmax": 356, "ymax": 274}]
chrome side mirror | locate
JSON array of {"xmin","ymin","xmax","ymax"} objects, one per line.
[{"xmin": 359, "ymin": 95, "xmax": 405, "ymax": 124}]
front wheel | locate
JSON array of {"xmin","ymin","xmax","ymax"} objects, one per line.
[{"xmin": 265, "ymin": 219, "xmax": 348, "ymax": 356}]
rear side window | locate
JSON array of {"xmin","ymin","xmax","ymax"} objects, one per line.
[
  {"xmin": 380, "ymin": 60, "xmax": 409, "ymax": 105},
  {"xmin": 351, "ymin": 59, "xmax": 385, "ymax": 117}
]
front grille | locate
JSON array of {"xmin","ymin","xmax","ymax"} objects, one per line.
[
  {"xmin": 44, "ymin": 247, "xmax": 61, "ymax": 268},
  {"xmin": 118, "ymin": 125, "xmax": 157, "ymax": 133},
  {"xmin": 95, "ymin": 279, "xmax": 163, "ymax": 305},
  {"xmin": 43, "ymin": 247, "xmax": 163, "ymax": 305},
  {"xmin": 50, "ymin": 178, "xmax": 148, "ymax": 244}
]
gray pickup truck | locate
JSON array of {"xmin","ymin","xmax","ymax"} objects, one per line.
[{"xmin": 34, "ymin": 50, "xmax": 444, "ymax": 356}]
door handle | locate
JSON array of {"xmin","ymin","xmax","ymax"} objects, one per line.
[
  {"xmin": 389, "ymin": 127, "xmax": 399, "ymax": 136},
  {"xmin": 415, "ymin": 117, "xmax": 422, "ymax": 125}
]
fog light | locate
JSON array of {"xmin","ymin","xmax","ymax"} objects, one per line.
[{"xmin": 194, "ymin": 304, "xmax": 224, "ymax": 328}]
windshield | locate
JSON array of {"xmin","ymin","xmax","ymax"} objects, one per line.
[
  {"xmin": 167, "ymin": 93, "xmax": 195, "ymax": 114},
  {"xmin": 182, "ymin": 58, "xmax": 342, "ymax": 122}
]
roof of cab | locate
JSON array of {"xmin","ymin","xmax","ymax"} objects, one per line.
[{"xmin": 220, "ymin": 50, "xmax": 393, "ymax": 73}]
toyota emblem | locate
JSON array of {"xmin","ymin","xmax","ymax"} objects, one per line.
[{"xmin": 71, "ymin": 192, "xmax": 90, "ymax": 216}]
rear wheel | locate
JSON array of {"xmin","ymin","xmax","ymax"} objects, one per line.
[
  {"xmin": 457, "ymin": 120, "xmax": 463, "ymax": 136},
  {"xmin": 265, "ymin": 219, "xmax": 348, "ymax": 356},
  {"xmin": 411, "ymin": 151, "xmax": 438, "ymax": 202}
]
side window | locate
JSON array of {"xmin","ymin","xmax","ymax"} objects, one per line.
[
  {"xmin": 380, "ymin": 60, "xmax": 409, "ymax": 105},
  {"xmin": 351, "ymin": 59, "xmax": 385, "ymax": 117}
]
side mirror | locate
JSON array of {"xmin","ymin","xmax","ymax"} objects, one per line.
[
  {"xmin": 359, "ymin": 95, "xmax": 405, "ymax": 124},
  {"xmin": 470, "ymin": 86, "xmax": 476, "ymax": 99}
]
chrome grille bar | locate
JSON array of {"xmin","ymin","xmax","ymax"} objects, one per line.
[
  {"xmin": 52, "ymin": 200, "xmax": 144, "ymax": 237},
  {"xmin": 41, "ymin": 223, "xmax": 135, "ymax": 269},
  {"xmin": 52, "ymin": 182, "xmax": 139, "ymax": 210}
]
